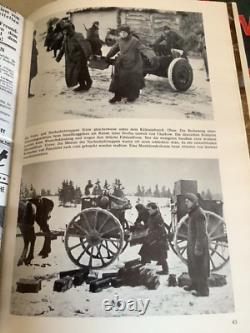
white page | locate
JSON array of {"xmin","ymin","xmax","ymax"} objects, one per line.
[{"xmin": 0, "ymin": 5, "xmax": 23, "ymax": 249}]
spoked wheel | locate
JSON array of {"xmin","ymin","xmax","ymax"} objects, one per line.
[
  {"xmin": 174, "ymin": 211, "xmax": 229, "ymax": 272},
  {"xmin": 168, "ymin": 58, "xmax": 193, "ymax": 91},
  {"xmin": 65, "ymin": 208, "xmax": 124, "ymax": 269}
]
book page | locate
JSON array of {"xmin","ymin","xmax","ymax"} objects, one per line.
[
  {"xmin": 0, "ymin": 5, "xmax": 23, "ymax": 250},
  {"xmin": 1, "ymin": 0, "xmax": 250, "ymax": 332}
]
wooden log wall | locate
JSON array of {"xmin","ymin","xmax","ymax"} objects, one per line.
[{"xmin": 121, "ymin": 10, "xmax": 179, "ymax": 45}]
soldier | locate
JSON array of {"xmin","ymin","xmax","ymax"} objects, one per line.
[
  {"xmin": 184, "ymin": 193, "xmax": 210, "ymax": 297},
  {"xmin": 84, "ymin": 180, "xmax": 93, "ymax": 195},
  {"xmin": 28, "ymin": 30, "xmax": 38, "ymax": 98},
  {"xmin": 56, "ymin": 22, "xmax": 92, "ymax": 92},
  {"xmin": 198, "ymin": 31, "xmax": 209, "ymax": 81},
  {"xmin": 86, "ymin": 21, "xmax": 103, "ymax": 55},
  {"xmin": 139, "ymin": 202, "xmax": 169, "ymax": 275},
  {"xmin": 133, "ymin": 203, "xmax": 149, "ymax": 231},
  {"xmin": 112, "ymin": 179, "xmax": 125, "ymax": 197},
  {"xmin": 103, "ymin": 180, "xmax": 110, "ymax": 195},
  {"xmin": 92, "ymin": 179, "xmax": 102, "ymax": 195},
  {"xmin": 152, "ymin": 25, "xmax": 184, "ymax": 56},
  {"xmin": 105, "ymin": 24, "xmax": 146, "ymax": 103}
]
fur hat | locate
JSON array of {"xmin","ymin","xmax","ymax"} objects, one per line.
[
  {"xmin": 163, "ymin": 25, "xmax": 171, "ymax": 31},
  {"xmin": 185, "ymin": 193, "xmax": 198, "ymax": 204},
  {"xmin": 118, "ymin": 24, "xmax": 131, "ymax": 34},
  {"xmin": 146, "ymin": 202, "xmax": 158, "ymax": 210},
  {"xmin": 135, "ymin": 203, "xmax": 146, "ymax": 211}
]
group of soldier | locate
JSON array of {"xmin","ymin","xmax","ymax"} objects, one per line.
[
  {"xmin": 84, "ymin": 178, "xmax": 125, "ymax": 197},
  {"xmin": 42, "ymin": 18, "xmax": 190, "ymax": 103},
  {"xmin": 82, "ymin": 178, "xmax": 210, "ymax": 297},
  {"xmin": 29, "ymin": 17, "xmax": 209, "ymax": 101},
  {"xmin": 134, "ymin": 193, "xmax": 210, "ymax": 297},
  {"xmin": 17, "ymin": 183, "xmax": 210, "ymax": 297}
]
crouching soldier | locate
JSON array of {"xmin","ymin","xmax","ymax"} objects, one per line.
[{"xmin": 139, "ymin": 202, "xmax": 169, "ymax": 275}]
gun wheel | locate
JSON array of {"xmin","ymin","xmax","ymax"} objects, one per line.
[
  {"xmin": 168, "ymin": 58, "xmax": 193, "ymax": 91},
  {"xmin": 174, "ymin": 211, "xmax": 229, "ymax": 271},
  {"xmin": 65, "ymin": 208, "xmax": 124, "ymax": 269}
]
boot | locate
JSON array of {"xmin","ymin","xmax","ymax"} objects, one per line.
[
  {"xmin": 184, "ymin": 280, "xmax": 197, "ymax": 291},
  {"xmin": 184, "ymin": 284, "xmax": 197, "ymax": 291},
  {"xmin": 192, "ymin": 279, "xmax": 209, "ymax": 296},
  {"xmin": 156, "ymin": 260, "xmax": 169, "ymax": 275},
  {"xmin": 192, "ymin": 289, "xmax": 209, "ymax": 297},
  {"xmin": 109, "ymin": 94, "xmax": 121, "ymax": 104},
  {"xmin": 73, "ymin": 85, "xmax": 86, "ymax": 92},
  {"xmin": 85, "ymin": 79, "xmax": 93, "ymax": 90}
]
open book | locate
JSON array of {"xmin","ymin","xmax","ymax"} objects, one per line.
[{"xmin": 0, "ymin": 0, "xmax": 250, "ymax": 332}]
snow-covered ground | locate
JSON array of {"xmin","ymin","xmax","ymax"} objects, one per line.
[
  {"xmin": 26, "ymin": 37, "xmax": 213, "ymax": 126},
  {"xmin": 11, "ymin": 196, "xmax": 234, "ymax": 317}
]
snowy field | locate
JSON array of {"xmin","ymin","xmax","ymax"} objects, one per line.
[
  {"xmin": 26, "ymin": 37, "xmax": 213, "ymax": 126},
  {"xmin": 11, "ymin": 196, "xmax": 234, "ymax": 317}
]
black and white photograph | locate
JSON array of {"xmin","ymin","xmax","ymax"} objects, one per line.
[
  {"xmin": 27, "ymin": 7, "xmax": 212, "ymax": 126},
  {"xmin": 11, "ymin": 158, "xmax": 234, "ymax": 317}
]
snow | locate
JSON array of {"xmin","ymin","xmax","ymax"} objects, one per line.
[
  {"xmin": 26, "ymin": 35, "xmax": 213, "ymax": 126},
  {"xmin": 10, "ymin": 196, "xmax": 234, "ymax": 317}
]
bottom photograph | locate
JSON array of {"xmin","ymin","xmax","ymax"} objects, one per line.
[{"xmin": 11, "ymin": 158, "xmax": 234, "ymax": 317}]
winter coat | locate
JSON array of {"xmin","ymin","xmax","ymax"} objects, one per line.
[
  {"xmin": 57, "ymin": 32, "xmax": 92, "ymax": 87},
  {"xmin": 186, "ymin": 204, "xmax": 210, "ymax": 280},
  {"xmin": 87, "ymin": 26, "xmax": 102, "ymax": 55},
  {"xmin": 139, "ymin": 211, "xmax": 168, "ymax": 262},
  {"xmin": 30, "ymin": 38, "xmax": 38, "ymax": 80},
  {"xmin": 154, "ymin": 30, "xmax": 184, "ymax": 51},
  {"xmin": 106, "ymin": 35, "xmax": 146, "ymax": 99}
]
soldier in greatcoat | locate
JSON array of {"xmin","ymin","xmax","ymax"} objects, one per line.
[
  {"xmin": 139, "ymin": 202, "xmax": 169, "ymax": 275},
  {"xmin": 105, "ymin": 24, "xmax": 147, "ymax": 103},
  {"xmin": 56, "ymin": 22, "xmax": 92, "ymax": 92},
  {"xmin": 86, "ymin": 21, "xmax": 103, "ymax": 55},
  {"xmin": 184, "ymin": 193, "xmax": 210, "ymax": 296},
  {"xmin": 198, "ymin": 31, "xmax": 209, "ymax": 81},
  {"xmin": 28, "ymin": 30, "xmax": 38, "ymax": 98}
]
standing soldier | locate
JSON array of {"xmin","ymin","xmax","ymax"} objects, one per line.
[
  {"xmin": 92, "ymin": 179, "xmax": 102, "ymax": 195},
  {"xmin": 28, "ymin": 30, "xmax": 38, "ymax": 98},
  {"xmin": 86, "ymin": 21, "xmax": 103, "ymax": 55},
  {"xmin": 112, "ymin": 179, "xmax": 125, "ymax": 197},
  {"xmin": 105, "ymin": 24, "xmax": 147, "ymax": 103},
  {"xmin": 184, "ymin": 193, "xmax": 210, "ymax": 297},
  {"xmin": 139, "ymin": 202, "xmax": 169, "ymax": 275},
  {"xmin": 198, "ymin": 31, "xmax": 209, "ymax": 81},
  {"xmin": 84, "ymin": 180, "xmax": 93, "ymax": 195},
  {"xmin": 56, "ymin": 22, "xmax": 92, "ymax": 92},
  {"xmin": 103, "ymin": 180, "xmax": 110, "ymax": 195}
]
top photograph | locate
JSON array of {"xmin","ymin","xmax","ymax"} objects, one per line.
[{"xmin": 27, "ymin": 6, "xmax": 212, "ymax": 126}]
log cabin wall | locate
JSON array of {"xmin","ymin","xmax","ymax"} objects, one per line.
[
  {"xmin": 69, "ymin": 8, "xmax": 203, "ymax": 53},
  {"xmin": 120, "ymin": 10, "xmax": 179, "ymax": 45}
]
